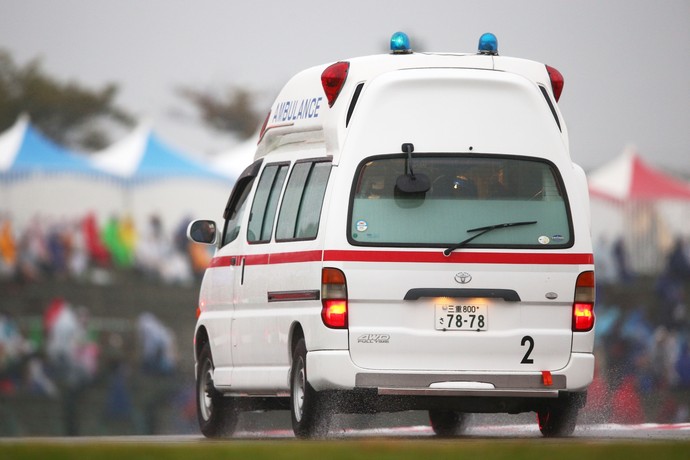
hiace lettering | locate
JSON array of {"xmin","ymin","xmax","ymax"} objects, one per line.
[{"xmin": 271, "ymin": 96, "xmax": 323, "ymax": 123}]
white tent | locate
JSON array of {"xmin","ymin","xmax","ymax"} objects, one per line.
[
  {"xmin": 211, "ymin": 134, "xmax": 259, "ymax": 181},
  {"xmin": 89, "ymin": 122, "xmax": 232, "ymax": 232},
  {"xmin": 0, "ymin": 115, "xmax": 121, "ymax": 229}
]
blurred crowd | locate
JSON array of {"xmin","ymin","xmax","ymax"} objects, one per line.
[
  {"xmin": 0, "ymin": 299, "xmax": 192, "ymax": 435},
  {"xmin": 0, "ymin": 211, "xmax": 206, "ymax": 435},
  {"xmin": 590, "ymin": 236, "xmax": 690, "ymax": 424},
  {"xmin": 0, "ymin": 212, "xmax": 213, "ymax": 285},
  {"xmin": 3, "ymin": 209, "xmax": 690, "ymax": 433}
]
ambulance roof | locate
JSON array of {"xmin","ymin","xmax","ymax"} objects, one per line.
[{"xmin": 256, "ymin": 33, "xmax": 567, "ymax": 161}]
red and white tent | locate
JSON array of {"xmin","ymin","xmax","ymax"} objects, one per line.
[
  {"xmin": 588, "ymin": 147, "xmax": 690, "ymax": 202},
  {"xmin": 588, "ymin": 146, "xmax": 690, "ymax": 274}
]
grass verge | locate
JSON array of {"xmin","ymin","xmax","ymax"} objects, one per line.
[{"xmin": 2, "ymin": 438, "xmax": 690, "ymax": 460}]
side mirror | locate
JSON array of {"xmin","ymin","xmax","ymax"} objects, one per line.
[{"xmin": 187, "ymin": 219, "xmax": 218, "ymax": 245}]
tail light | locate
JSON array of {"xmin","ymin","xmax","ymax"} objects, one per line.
[
  {"xmin": 572, "ymin": 271, "xmax": 595, "ymax": 332},
  {"xmin": 321, "ymin": 268, "xmax": 348, "ymax": 329},
  {"xmin": 321, "ymin": 62, "xmax": 349, "ymax": 107},
  {"xmin": 546, "ymin": 65, "xmax": 564, "ymax": 102}
]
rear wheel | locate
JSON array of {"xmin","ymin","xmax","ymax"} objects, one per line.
[
  {"xmin": 290, "ymin": 338, "xmax": 331, "ymax": 438},
  {"xmin": 196, "ymin": 342, "xmax": 238, "ymax": 438},
  {"xmin": 429, "ymin": 410, "xmax": 469, "ymax": 437},
  {"xmin": 537, "ymin": 401, "xmax": 579, "ymax": 437}
]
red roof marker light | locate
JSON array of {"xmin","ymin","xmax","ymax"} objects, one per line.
[
  {"xmin": 546, "ymin": 65, "xmax": 564, "ymax": 102},
  {"xmin": 321, "ymin": 61, "xmax": 350, "ymax": 107}
]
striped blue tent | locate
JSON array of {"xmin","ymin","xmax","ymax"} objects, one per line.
[
  {"xmin": 88, "ymin": 122, "xmax": 231, "ymax": 230},
  {"xmin": 0, "ymin": 115, "xmax": 121, "ymax": 228},
  {"xmin": 89, "ymin": 122, "xmax": 227, "ymax": 183},
  {"xmin": 0, "ymin": 114, "xmax": 107, "ymax": 179}
]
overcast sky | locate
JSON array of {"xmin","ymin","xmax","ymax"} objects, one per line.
[{"xmin": 0, "ymin": 0, "xmax": 688, "ymax": 172}]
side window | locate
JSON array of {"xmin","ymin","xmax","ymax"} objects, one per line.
[
  {"xmin": 221, "ymin": 159, "xmax": 262, "ymax": 247},
  {"xmin": 276, "ymin": 161, "xmax": 331, "ymax": 241},
  {"xmin": 247, "ymin": 163, "xmax": 289, "ymax": 243},
  {"xmin": 222, "ymin": 177, "xmax": 254, "ymax": 246}
]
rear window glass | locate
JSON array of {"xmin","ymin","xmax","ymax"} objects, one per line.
[{"xmin": 349, "ymin": 155, "xmax": 572, "ymax": 248}]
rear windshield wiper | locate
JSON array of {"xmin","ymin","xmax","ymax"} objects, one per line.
[{"xmin": 443, "ymin": 221, "xmax": 537, "ymax": 256}]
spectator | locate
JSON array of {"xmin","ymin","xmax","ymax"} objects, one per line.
[
  {"xmin": 613, "ymin": 237, "xmax": 633, "ymax": 283},
  {"xmin": 67, "ymin": 217, "xmax": 88, "ymax": 279},
  {"xmin": 83, "ymin": 213, "xmax": 110, "ymax": 268},
  {"xmin": 174, "ymin": 215, "xmax": 192, "ymax": 255},
  {"xmin": 45, "ymin": 299, "xmax": 99, "ymax": 435},
  {"xmin": 0, "ymin": 214, "xmax": 17, "ymax": 279},
  {"xmin": 676, "ymin": 340, "xmax": 690, "ymax": 388},
  {"xmin": 24, "ymin": 355, "xmax": 57, "ymax": 397},
  {"xmin": 46, "ymin": 301, "xmax": 98, "ymax": 385},
  {"xmin": 17, "ymin": 216, "xmax": 50, "ymax": 281},
  {"xmin": 594, "ymin": 236, "xmax": 616, "ymax": 286},
  {"xmin": 101, "ymin": 332, "xmax": 135, "ymax": 433},
  {"xmin": 119, "ymin": 215, "xmax": 137, "ymax": 266},
  {"xmin": 103, "ymin": 216, "xmax": 130, "ymax": 267},
  {"xmin": 136, "ymin": 312, "xmax": 178, "ymax": 434},
  {"xmin": 655, "ymin": 238, "xmax": 690, "ymax": 329},
  {"xmin": 136, "ymin": 215, "xmax": 191, "ymax": 284},
  {"xmin": 135, "ymin": 215, "xmax": 168, "ymax": 279},
  {"xmin": 46, "ymin": 220, "xmax": 69, "ymax": 276},
  {"xmin": 668, "ymin": 238, "xmax": 690, "ymax": 281},
  {"xmin": 0, "ymin": 311, "xmax": 28, "ymax": 395},
  {"xmin": 673, "ymin": 340, "xmax": 690, "ymax": 422},
  {"xmin": 650, "ymin": 326, "xmax": 681, "ymax": 390},
  {"xmin": 136, "ymin": 312, "xmax": 177, "ymax": 375}
]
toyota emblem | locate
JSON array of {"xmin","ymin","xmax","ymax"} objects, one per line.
[{"xmin": 454, "ymin": 272, "xmax": 472, "ymax": 284}]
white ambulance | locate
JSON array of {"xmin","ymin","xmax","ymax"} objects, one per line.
[{"xmin": 188, "ymin": 32, "xmax": 595, "ymax": 439}]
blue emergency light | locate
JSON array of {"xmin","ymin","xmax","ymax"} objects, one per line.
[
  {"xmin": 478, "ymin": 33, "xmax": 498, "ymax": 55},
  {"xmin": 390, "ymin": 32, "xmax": 412, "ymax": 54}
]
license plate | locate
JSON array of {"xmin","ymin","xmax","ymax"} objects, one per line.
[{"xmin": 435, "ymin": 304, "xmax": 488, "ymax": 331}]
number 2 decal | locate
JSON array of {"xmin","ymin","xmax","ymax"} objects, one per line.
[{"xmin": 521, "ymin": 335, "xmax": 535, "ymax": 364}]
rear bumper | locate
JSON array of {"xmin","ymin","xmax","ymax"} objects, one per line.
[{"xmin": 307, "ymin": 350, "xmax": 594, "ymax": 397}]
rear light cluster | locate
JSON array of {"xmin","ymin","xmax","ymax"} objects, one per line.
[
  {"xmin": 572, "ymin": 271, "xmax": 595, "ymax": 332},
  {"xmin": 321, "ymin": 268, "xmax": 348, "ymax": 329}
]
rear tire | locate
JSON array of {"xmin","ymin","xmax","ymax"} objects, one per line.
[
  {"xmin": 429, "ymin": 410, "xmax": 469, "ymax": 437},
  {"xmin": 196, "ymin": 342, "xmax": 238, "ymax": 438},
  {"xmin": 290, "ymin": 338, "xmax": 331, "ymax": 438},
  {"xmin": 537, "ymin": 402, "xmax": 578, "ymax": 437}
]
